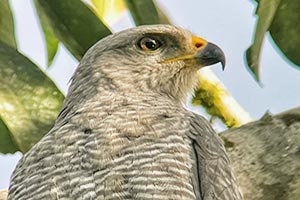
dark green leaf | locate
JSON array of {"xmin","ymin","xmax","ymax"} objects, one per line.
[
  {"xmin": 0, "ymin": 0, "xmax": 17, "ymax": 48},
  {"xmin": 0, "ymin": 42, "xmax": 64, "ymax": 153},
  {"xmin": 246, "ymin": 0, "xmax": 281, "ymax": 81},
  {"xmin": 36, "ymin": 0, "xmax": 111, "ymax": 60},
  {"xmin": 125, "ymin": 0, "xmax": 161, "ymax": 25},
  {"xmin": 0, "ymin": 118, "xmax": 18, "ymax": 154},
  {"xmin": 34, "ymin": 0, "xmax": 59, "ymax": 68},
  {"xmin": 269, "ymin": 0, "xmax": 300, "ymax": 67}
]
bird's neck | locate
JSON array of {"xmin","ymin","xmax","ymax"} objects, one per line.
[{"xmin": 56, "ymin": 86, "xmax": 186, "ymax": 128}]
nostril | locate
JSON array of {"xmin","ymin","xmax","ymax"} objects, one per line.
[
  {"xmin": 192, "ymin": 36, "xmax": 207, "ymax": 49},
  {"xmin": 195, "ymin": 42, "xmax": 203, "ymax": 48}
]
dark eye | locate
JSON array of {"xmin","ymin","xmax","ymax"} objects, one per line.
[{"xmin": 138, "ymin": 37, "xmax": 162, "ymax": 52}]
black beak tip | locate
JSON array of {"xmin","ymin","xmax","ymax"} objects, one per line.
[
  {"xmin": 196, "ymin": 42, "xmax": 226, "ymax": 70},
  {"xmin": 220, "ymin": 54, "xmax": 226, "ymax": 71}
]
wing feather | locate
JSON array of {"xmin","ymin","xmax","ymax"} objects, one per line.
[{"xmin": 188, "ymin": 113, "xmax": 243, "ymax": 200}]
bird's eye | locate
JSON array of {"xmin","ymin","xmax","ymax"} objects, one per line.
[{"xmin": 138, "ymin": 37, "xmax": 162, "ymax": 52}]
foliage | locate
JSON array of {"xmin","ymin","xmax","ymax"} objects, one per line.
[
  {"xmin": 0, "ymin": 0, "xmax": 299, "ymax": 153},
  {"xmin": 246, "ymin": 0, "xmax": 300, "ymax": 81},
  {"xmin": 34, "ymin": 0, "xmax": 59, "ymax": 67},
  {"xmin": 35, "ymin": 0, "xmax": 111, "ymax": 60},
  {"xmin": 0, "ymin": 42, "xmax": 64, "ymax": 153},
  {"xmin": 0, "ymin": 0, "xmax": 16, "ymax": 47}
]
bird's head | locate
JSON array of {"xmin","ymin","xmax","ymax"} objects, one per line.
[{"xmin": 72, "ymin": 25, "xmax": 225, "ymax": 102}]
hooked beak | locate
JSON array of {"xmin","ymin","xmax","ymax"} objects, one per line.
[
  {"xmin": 195, "ymin": 42, "xmax": 226, "ymax": 70},
  {"xmin": 159, "ymin": 36, "xmax": 225, "ymax": 70}
]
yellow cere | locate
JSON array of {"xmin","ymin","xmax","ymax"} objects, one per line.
[{"xmin": 192, "ymin": 36, "xmax": 207, "ymax": 49}]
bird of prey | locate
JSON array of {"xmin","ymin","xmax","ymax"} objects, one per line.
[{"xmin": 8, "ymin": 25, "xmax": 243, "ymax": 200}]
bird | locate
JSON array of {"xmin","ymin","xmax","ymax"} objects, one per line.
[{"xmin": 8, "ymin": 25, "xmax": 243, "ymax": 200}]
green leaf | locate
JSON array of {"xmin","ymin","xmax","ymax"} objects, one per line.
[
  {"xmin": 0, "ymin": 42, "xmax": 64, "ymax": 153},
  {"xmin": 125, "ymin": 0, "xmax": 161, "ymax": 25},
  {"xmin": 0, "ymin": 0, "xmax": 17, "ymax": 48},
  {"xmin": 269, "ymin": 0, "xmax": 300, "ymax": 67},
  {"xmin": 0, "ymin": 118, "xmax": 18, "ymax": 154},
  {"xmin": 34, "ymin": 0, "xmax": 59, "ymax": 68},
  {"xmin": 246, "ymin": 0, "xmax": 281, "ymax": 81},
  {"xmin": 36, "ymin": 0, "xmax": 111, "ymax": 60}
]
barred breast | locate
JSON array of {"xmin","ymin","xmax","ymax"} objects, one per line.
[{"xmin": 9, "ymin": 94, "xmax": 197, "ymax": 200}]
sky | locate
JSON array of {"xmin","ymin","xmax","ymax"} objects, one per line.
[{"xmin": 1, "ymin": 0, "xmax": 300, "ymax": 189}]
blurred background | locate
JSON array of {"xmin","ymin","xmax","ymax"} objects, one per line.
[{"xmin": 1, "ymin": 0, "xmax": 299, "ymax": 189}]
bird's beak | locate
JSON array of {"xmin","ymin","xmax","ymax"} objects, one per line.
[
  {"xmin": 192, "ymin": 36, "xmax": 226, "ymax": 70},
  {"xmin": 160, "ymin": 36, "xmax": 225, "ymax": 70}
]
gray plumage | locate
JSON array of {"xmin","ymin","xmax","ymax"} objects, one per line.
[{"xmin": 8, "ymin": 25, "xmax": 243, "ymax": 200}]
